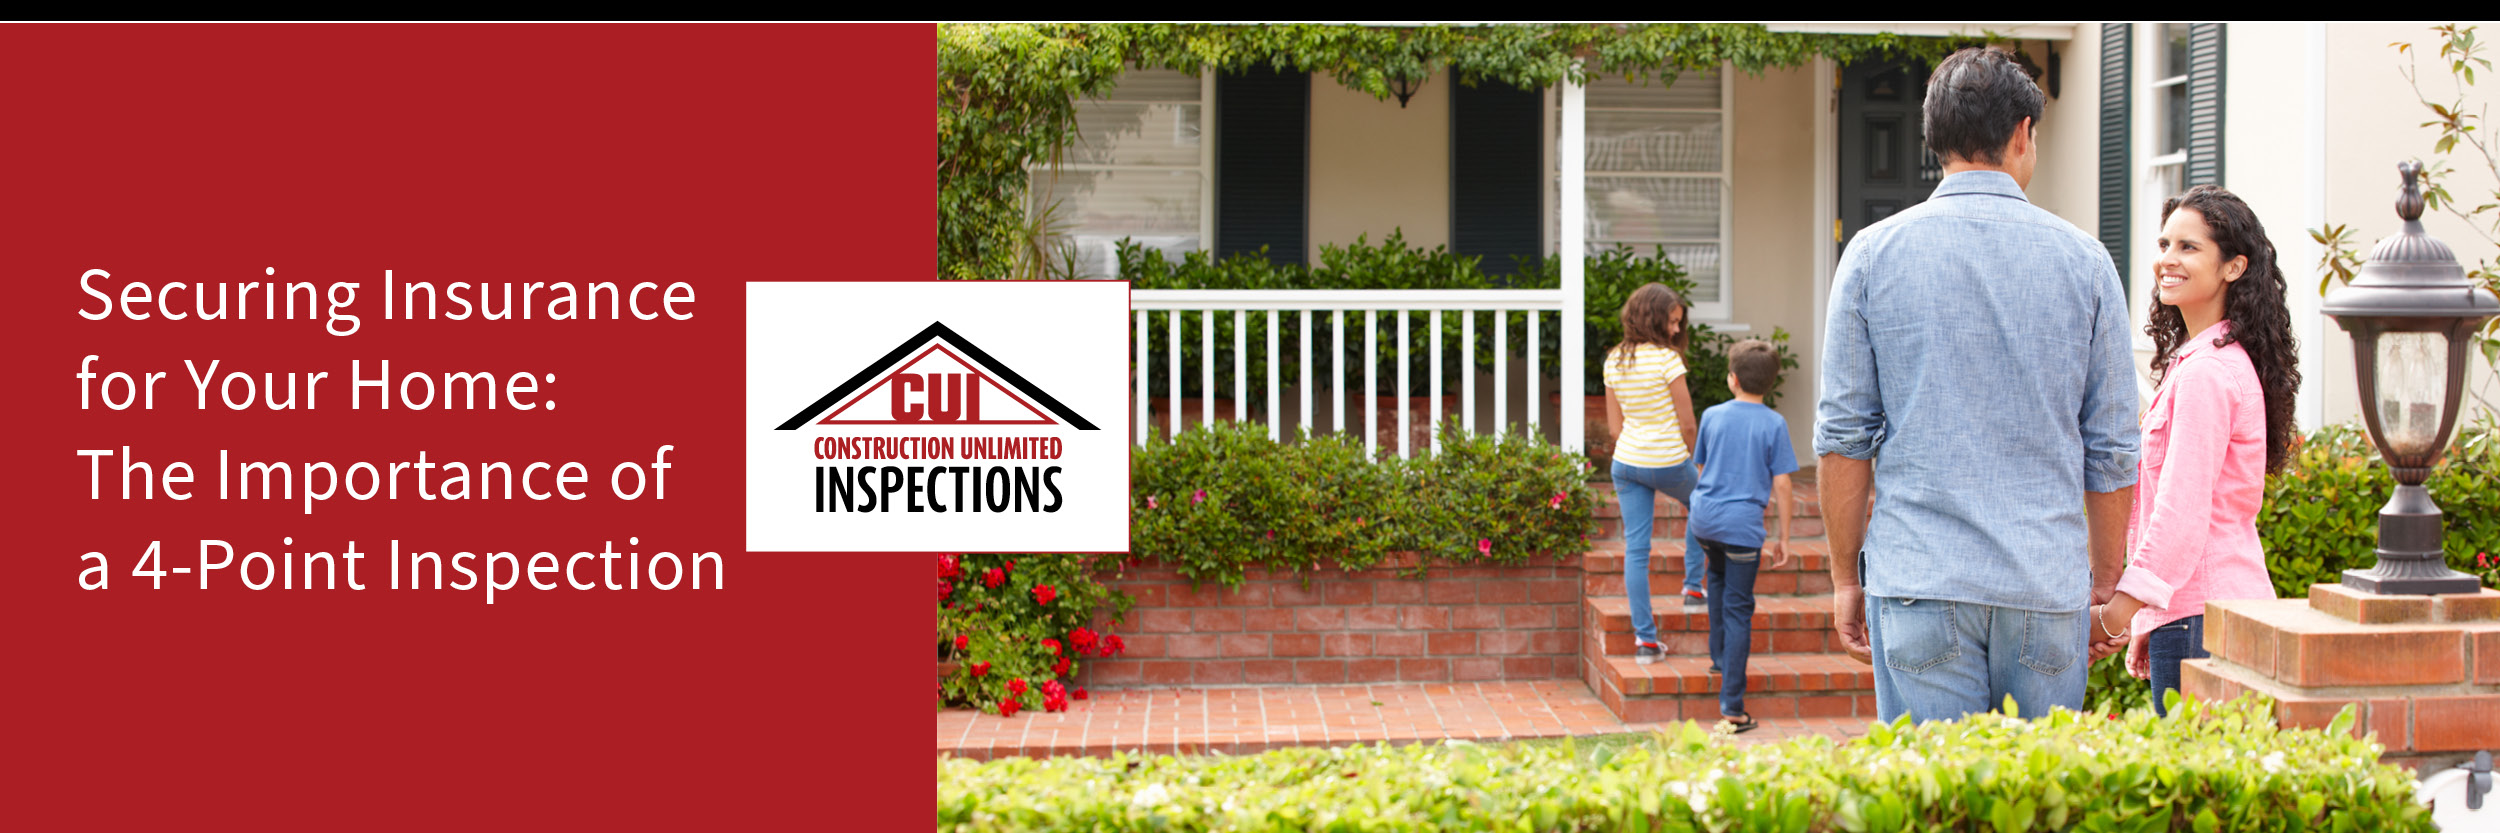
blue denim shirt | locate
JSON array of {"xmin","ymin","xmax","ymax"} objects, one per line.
[{"xmin": 1814, "ymin": 171, "xmax": 2140, "ymax": 612}]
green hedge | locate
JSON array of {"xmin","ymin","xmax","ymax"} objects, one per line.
[
  {"xmin": 2087, "ymin": 418, "xmax": 2500, "ymax": 712},
  {"xmin": 1130, "ymin": 421, "xmax": 1598, "ymax": 587},
  {"xmin": 1122, "ymin": 234, "xmax": 1799, "ymax": 416},
  {"xmin": 940, "ymin": 694, "xmax": 2431, "ymax": 832}
]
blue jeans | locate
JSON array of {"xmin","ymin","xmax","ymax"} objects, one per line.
[
  {"xmin": 1698, "ymin": 537, "xmax": 1761, "ymax": 717},
  {"xmin": 2146, "ymin": 615, "xmax": 2208, "ymax": 717},
  {"xmin": 1611, "ymin": 459, "xmax": 1697, "ymax": 647},
  {"xmin": 1867, "ymin": 595, "xmax": 2088, "ymax": 722}
]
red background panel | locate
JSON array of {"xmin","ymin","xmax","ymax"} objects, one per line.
[{"xmin": 1, "ymin": 24, "xmax": 933, "ymax": 828}]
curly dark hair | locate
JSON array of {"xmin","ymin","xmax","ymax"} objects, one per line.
[
  {"xmin": 1613, "ymin": 283, "xmax": 1689, "ymax": 372},
  {"xmin": 2147, "ymin": 185, "xmax": 2302, "ymax": 473}
]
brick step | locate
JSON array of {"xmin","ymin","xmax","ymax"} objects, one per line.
[
  {"xmin": 1584, "ymin": 653, "xmax": 1879, "ymax": 724},
  {"xmin": 1582, "ymin": 543, "xmax": 1830, "ymax": 573},
  {"xmin": 1590, "ymin": 484, "xmax": 1823, "ymax": 520},
  {"xmin": 1591, "ymin": 516, "xmax": 1826, "ymax": 541},
  {"xmin": 1583, "ymin": 596, "xmax": 1845, "ymax": 656},
  {"xmin": 1586, "ymin": 569, "xmax": 1836, "ymax": 598}
]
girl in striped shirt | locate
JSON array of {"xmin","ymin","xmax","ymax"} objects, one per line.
[{"xmin": 1604, "ymin": 283, "xmax": 1701, "ymax": 665}]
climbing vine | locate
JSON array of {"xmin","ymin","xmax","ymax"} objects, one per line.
[{"xmin": 938, "ymin": 23, "xmax": 1968, "ymax": 280}]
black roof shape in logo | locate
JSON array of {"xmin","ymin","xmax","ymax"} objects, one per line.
[{"xmin": 775, "ymin": 321, "xmax": 1097, "ymax": 431}]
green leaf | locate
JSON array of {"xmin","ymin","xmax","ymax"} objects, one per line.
[{"xmin": 2193, "ymin": 807, "xmax": 2220, "ymax": 833}]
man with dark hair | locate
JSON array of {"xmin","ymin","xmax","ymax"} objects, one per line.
[{"xmin": 1814, "ymin": 46, "xmax": 2139, "ymax": 722}]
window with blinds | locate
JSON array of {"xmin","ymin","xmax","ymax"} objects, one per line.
[
  {"xmin": 1028, "ymin": 69, "xmax": 1212, "ymax": 278},
  {"xmin": 1560, "ymin": 68, "xmax": 1734, "ymax": 316}
]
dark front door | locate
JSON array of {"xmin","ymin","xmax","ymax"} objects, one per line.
[{"xmin": 1837, "ymin": 59, "xmax": 1940, "ymax": 258}]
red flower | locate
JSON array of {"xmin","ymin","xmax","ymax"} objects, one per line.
[
  {"xmin": 937, "ymin": 554, "xmax": 960, "ymax": 580},
  {"xmin": 1052, "ymin": 656, "xmax": 1071, "ymax": 677},
  {"xmin": 969, "ymin": 661, "xmax": 989, "ymax": 677},
  {"xmin": 1477, "ymin": 538, "xmax": 1493, "ymax": 555},
  {"xmin": 1004, "ymin": 560, "xmax": 1015, "ymax": 573},
  {"xmin": 1070, "ymin": 626, "xmax": 1099, "ymax": 652},
  {"xmin": 954, "ymin": 634, "xmax": 970, "ymax": 652},
  {"xmin": 1008, "ymin": 678, "xmax": 1028, "ymax": 696},
  {"xmin": 1073, "ymin": 687, "xmax": 1089, "ymax": 701},
  {"xmin": 938, "ymin": 579, "xmax": 953, "ymax": 601},
  {"xmin": 998, "ymin": 698, "xmax": 1022, "ymax": 718},
  {"xmin": 1041, "ymin": 679, "xmax": 1066, "ymax": 697},
  {"xmin": 1033, "ymin": 584, "xmax": 1057, "ymax": 606},
  {"xmin": 1104, "ymin": 634, "xmax": 1126, "ymax": 656},
  {"xmin": 1549, "ymin": 493, "xmax": 1566, "ymax": 510},
  {"xmin": 983, "ymin": 568, "xmax": 1005, "ymax": 589},
  {"xmin": 1043, "ymin": 692, "xmax": 1068, "ymax": 713},
  {"xmin": 1042, "ymin": 638, "xmax": 1063, "ymax": 656}
]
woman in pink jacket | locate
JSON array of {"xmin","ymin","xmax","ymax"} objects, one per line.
[{"xmin": 2090, "ymin": 186, "xmax": 2300, "ymax": 715}]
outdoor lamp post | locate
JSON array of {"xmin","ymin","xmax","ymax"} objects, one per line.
[{"xmin": 2323, "ymin": 161, "xmax": 2500, "ymax": 595}]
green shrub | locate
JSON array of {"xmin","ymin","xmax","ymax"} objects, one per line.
[
  {"xmin": 1120, "ymin": 235, "xmax": 1800, "ymax": 416},
  {"xmin": 939, "ymin": 554, "xmax": 1134, "ymax": 716},
  {"xmin": 939, "ymin": 694, "xmax": 2431, "ymax": 832},
  {"xmin": 1130, "ymin": 421, "xmax": 1597, "ymax": 587},
  {"xmin": 2087, "ymin": 418, "xmax": 2500, "ymax": 712}
]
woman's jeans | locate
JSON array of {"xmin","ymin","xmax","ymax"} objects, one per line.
[
  {"xmin": 2147, "ymin": 615, "xmax": 2208, "ymax": 717},
  {"xmin": 1611, "ymin": 459, "xmax": 1697, "ymax": 646}
]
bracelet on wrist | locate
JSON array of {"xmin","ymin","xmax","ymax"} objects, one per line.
[{"xmin": 2096, "ymin": 607, "xmax": 2129, "ymax": 640}]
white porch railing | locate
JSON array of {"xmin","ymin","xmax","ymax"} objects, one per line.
[
  {"xmin": 1125, "ymin": 69, "xmax": 1594, "ymax": 459},
  {"xmin": 1130, "ymin": 290, "xmax": 1584, "ymax": 458}
]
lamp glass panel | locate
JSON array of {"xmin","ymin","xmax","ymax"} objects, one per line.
[{"xmin": 2374, "ymin": 331, "xmax": 2449, "ymax": 458}]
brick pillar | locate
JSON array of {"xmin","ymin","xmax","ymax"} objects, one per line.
[{"xmin": 2181, "ymin": 584, "xmax": 2500, "ymax": 771}]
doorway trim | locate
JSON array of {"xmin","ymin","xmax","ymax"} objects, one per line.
[{"xmin": 1810, "ymin": 56, "xmax": 1838, "ymax": 404}]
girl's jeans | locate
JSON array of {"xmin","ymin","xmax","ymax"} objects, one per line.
[{"xmin": 1611, "ymin": 459, "xmax": 1698, "ymax": 646}]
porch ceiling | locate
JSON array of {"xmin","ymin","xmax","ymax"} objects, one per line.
[{"xmin": 1762, "ymin": 22, "xmax": 2076, "ymax": 41}]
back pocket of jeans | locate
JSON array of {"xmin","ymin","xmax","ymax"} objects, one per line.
[
  {"xmin": 2019, "ymin": 608, "xmax": 2083, "ymax": 677},
  {"xmin": 1879, "ymin": 599, "xmax": 1960, "ymax": 673}
]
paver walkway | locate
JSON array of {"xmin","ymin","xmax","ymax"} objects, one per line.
[{"xmin": 938, "ymin": 681, "xmax": 1872, "ymax": 760}]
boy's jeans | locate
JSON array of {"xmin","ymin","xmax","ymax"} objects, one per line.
[
  {"xmin": 1697, "ymin": 537, "xmax": 1760, "ymax": 717},
  {"xmin": 1867, "ymin": 595, "xmax": 2088, "ymax": 722},
  {"xmin": 1610, "ymin": 459, "xmax": 1697, "ymax": 647},
  {"xmin": 2146, "ymin": 615, "xmax": 2208, "ymax": 717}
]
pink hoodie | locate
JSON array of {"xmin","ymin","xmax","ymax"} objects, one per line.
[{"xmin": 2118, "ymin": 320, "xmax": 2279, "ymax": 632}]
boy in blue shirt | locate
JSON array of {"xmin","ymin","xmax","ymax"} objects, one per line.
[{"xmin": 1686, "ymin": 339, "xmax": 1797, "ymax": 734}]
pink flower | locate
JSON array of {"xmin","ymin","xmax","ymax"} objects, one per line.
[
  {"xmin": 1477, "ymin": 538, "xmax": 1492, "ymax": 555},
  {"xmin": 1265, "ymin": 530, "xmax": 1275, "ymax": 541},
  {"xmin": 1548, "ymin": 493, "xmax": 1565, "ymax": 510},
  {"xmin": 1147, "ymin": 495, "xmax": 1159, "ymax": 510},
  {"xmin": 1192, "ymin": 489, "xmax": 1207, "ymax": 506}
]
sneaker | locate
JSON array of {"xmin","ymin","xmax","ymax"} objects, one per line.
[
  {"xmin": 1709, "ymin": 663, "xmax": 1721, "ymax": 674},
  {"xmin": 1634, "ymin": 642, "xmax": 1663, "ymax": 665},
  {"xmin": 1682, "ymin": 590, "xmax": 1706, "ymax": 610}
]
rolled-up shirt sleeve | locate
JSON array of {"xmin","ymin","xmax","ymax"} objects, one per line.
[
  {"xmin": 1815, "ymin": 242, "xmax": 1885, "ymax": 460},
  {"xmin": 2115, "ymin": 357, "xmax": 2230, "ymax": 610},
  {"xmin": 2078, "ymin": 256, "xmax": 2141, "ymax": 492}
]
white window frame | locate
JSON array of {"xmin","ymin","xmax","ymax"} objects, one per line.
[
  {"xmin": 1551, "ymin": 66, "xmax": 1736, "ymax": 321},
  {"xmin": 2133, "ymin": 23, "xmax": 2192, "ymax": 356},
  {"xmin": 1027, "ymin": 70, "xmax": 1216, "ymax": 279}
]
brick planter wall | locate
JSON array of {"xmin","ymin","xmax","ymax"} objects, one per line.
[{"xmin": 1079, "ymin": 554, "xmax": 1585, "ymax": 688}]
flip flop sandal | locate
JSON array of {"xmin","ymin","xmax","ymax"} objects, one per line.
[{"xmin": 1713, "ymin": 714, "xmax": 1759, "ymax": 735}]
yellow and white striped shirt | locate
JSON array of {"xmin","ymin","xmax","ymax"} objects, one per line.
[{"xmin": 1602, "ymin": 343, "xmax": 1691, "ymax": 467}]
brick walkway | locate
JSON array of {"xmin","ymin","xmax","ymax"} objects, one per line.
[{"xmin": 937, "ymin": 681, "xmax": 1872, "ymax": 760}]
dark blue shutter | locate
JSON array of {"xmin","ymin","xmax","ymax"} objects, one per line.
[
  {"xmin": 1450, "ymin": 79, "xmax": 1543, "ymax": 277},
  {"xmin": 1216, "ymin": 66, "xmax": 1308, "ymax": 264},
  {"xmin": 2098, "ymin": 23, "xmax": 2132, "ymax": 287},
  {"xmin": 2184, "ymin": 23, "xmax": 2226, "ymax": 188}
]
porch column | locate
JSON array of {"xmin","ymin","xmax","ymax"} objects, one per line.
[{"xmin": 1559, "ymin": 63, "xmax": 1587, "ymax": 453}]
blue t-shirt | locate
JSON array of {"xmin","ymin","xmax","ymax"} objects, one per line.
[{"xmin": 1688, "ymin": 400, "xmax": 1799, "ymax": 548}]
